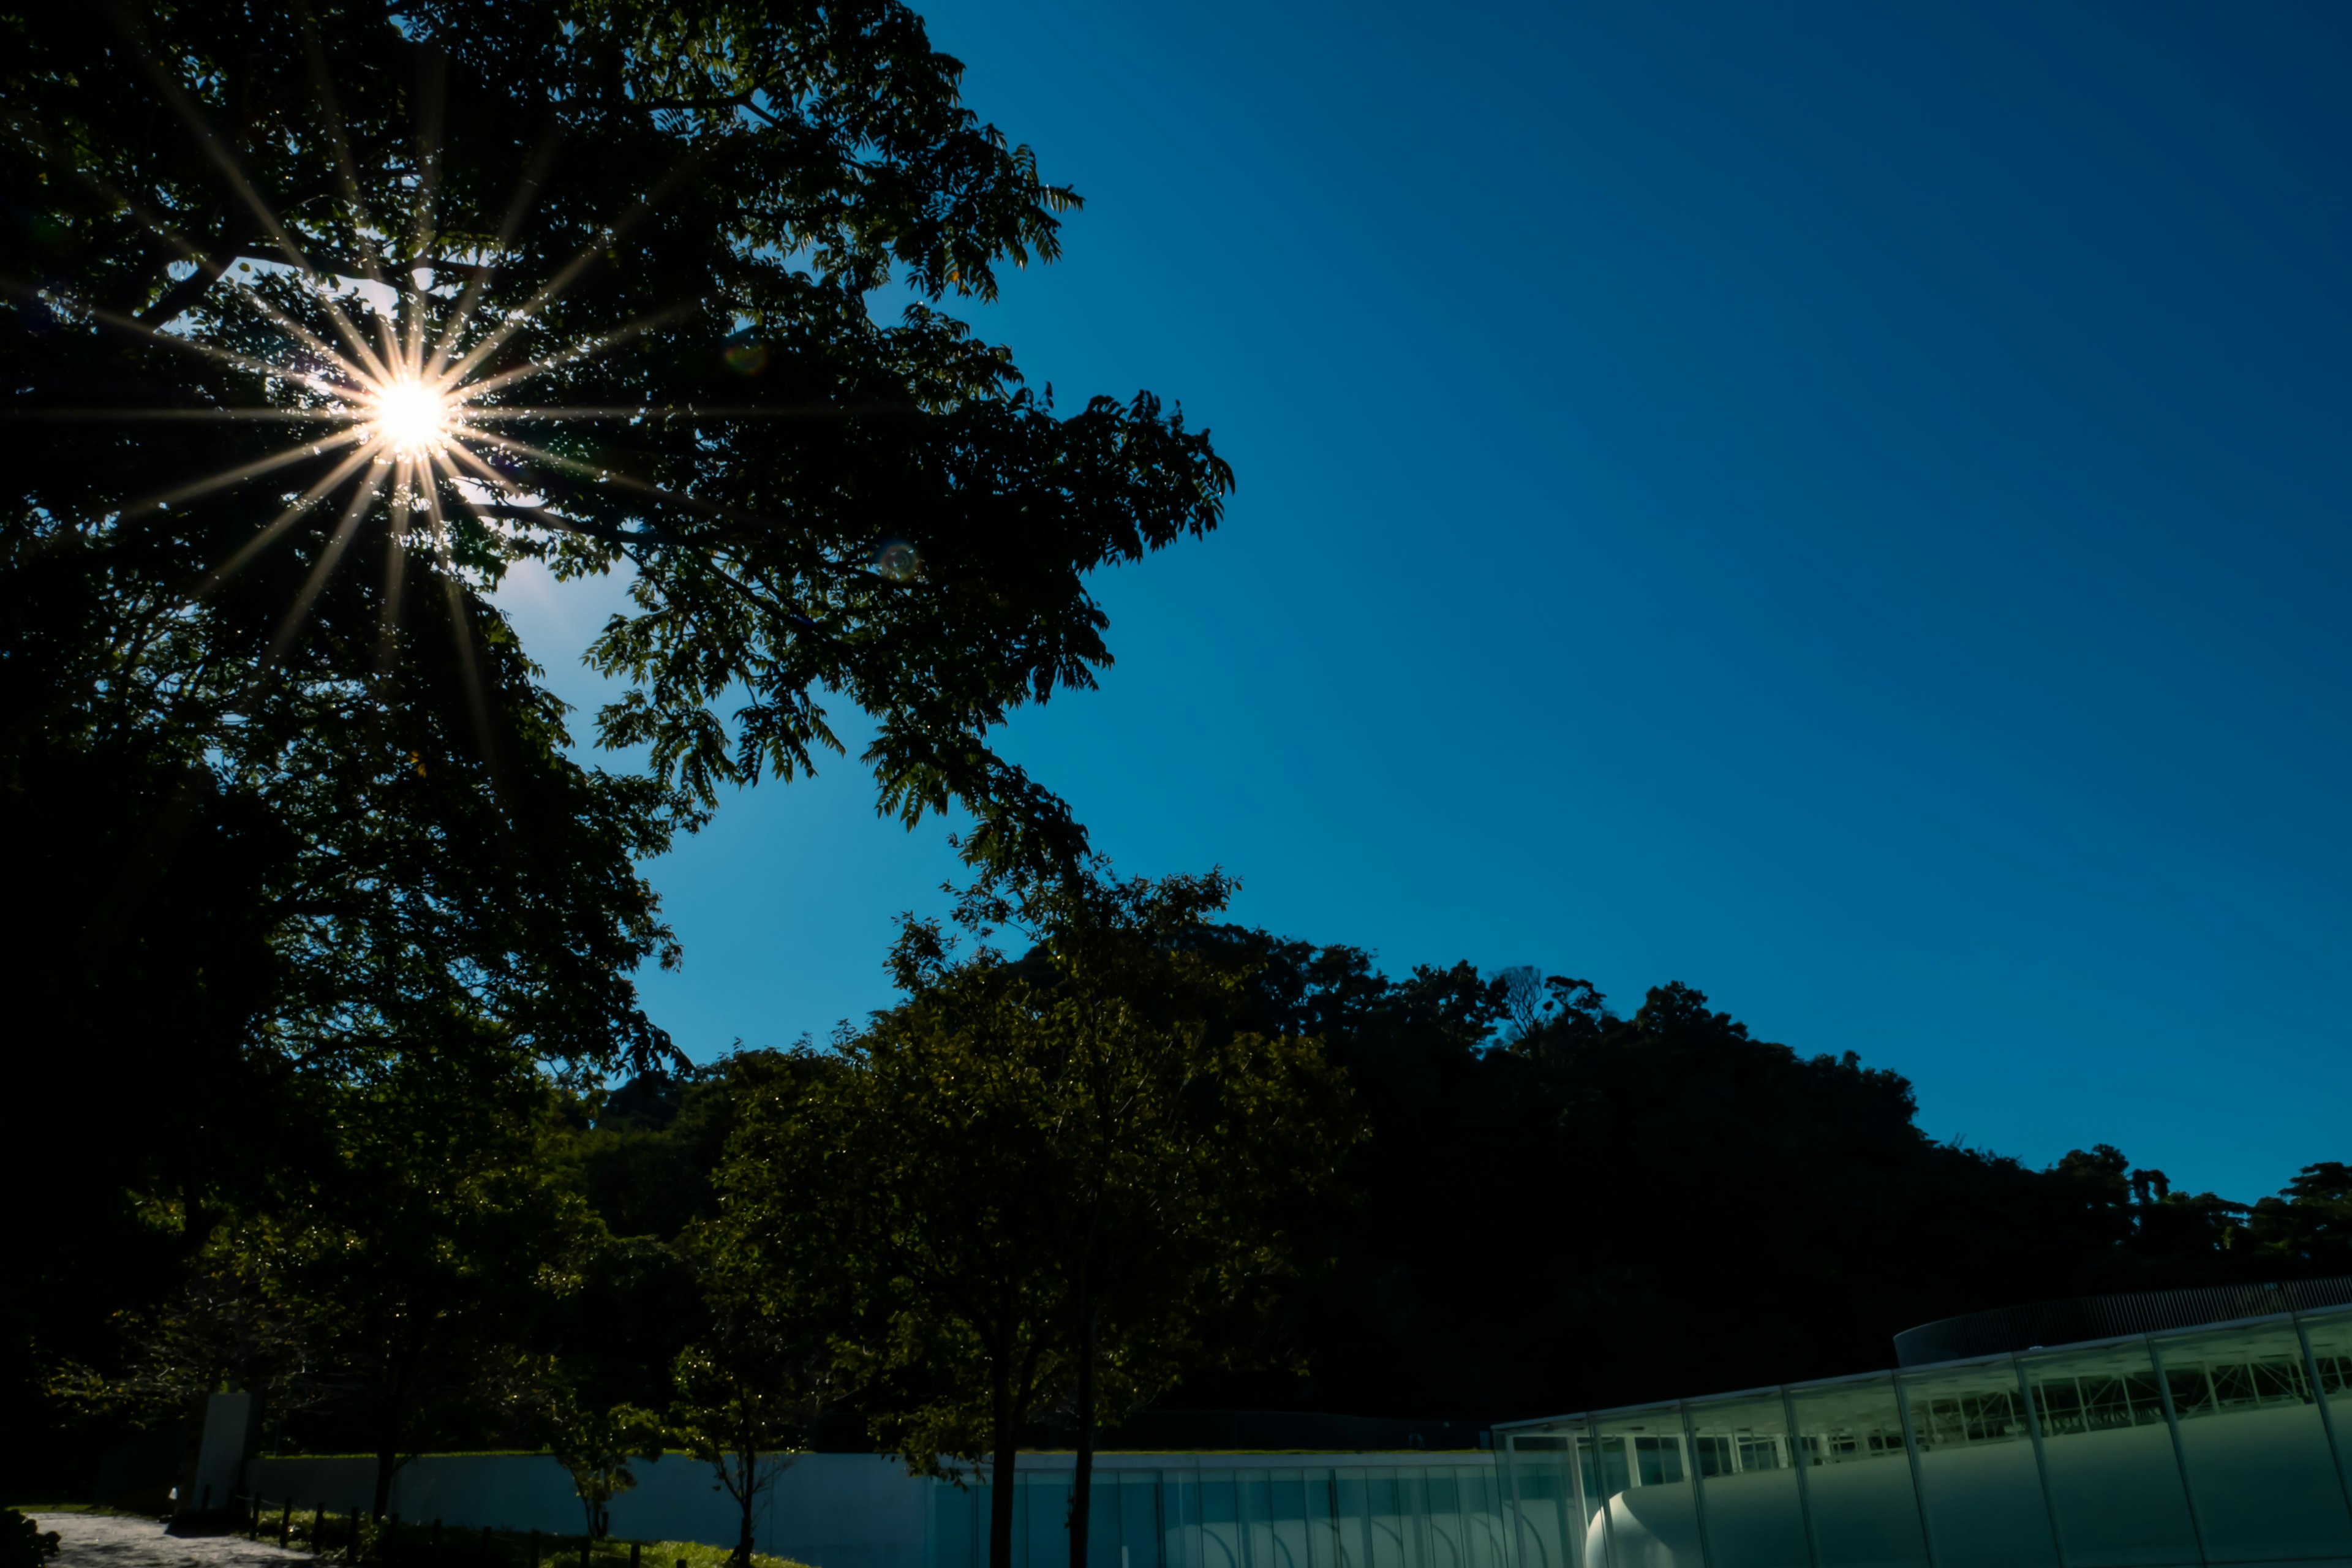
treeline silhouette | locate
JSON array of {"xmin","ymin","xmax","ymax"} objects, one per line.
[{"xmin": 557, "ymin": 927, "xmax": 2350, "ymax": 1432}]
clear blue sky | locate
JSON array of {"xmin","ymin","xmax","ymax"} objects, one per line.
[{"xmin": 502, "ymin": 0, "xmax": 2352, "ymax": 1207}]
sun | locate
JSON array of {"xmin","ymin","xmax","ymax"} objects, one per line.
[{"xmin": 369, "ymin": 379, "xmax": 454, "ymax": 457}]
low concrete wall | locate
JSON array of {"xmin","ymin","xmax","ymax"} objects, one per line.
[{"xmin": 245, "ymin": 1452, "xmax": 929, "ymax": 1568}]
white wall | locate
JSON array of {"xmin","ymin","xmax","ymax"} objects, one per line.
[
  {"xmin": 244, "ymin": 1452, "xmax": 930, "ymax": 1568},
  {"xmin": 244, "ymin": 1450, "xmax": 1500, "ymax": 1568}
]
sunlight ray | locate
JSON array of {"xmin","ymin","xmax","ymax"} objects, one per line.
[
  {"xmin": 5, "ymin": 408, "xmax": 353, "ymax": 423},
  {"xmin": 461, "ymin": 428, "xmax": 735, "ymax": 522},
  {"xmin": 417, "ymin": 461, "xmax": 501, "ymax": 775},
  {"xmin": 461, "ymin": 403, "xmax": 867, "ymax": 423},
  {"xmin": 380, "ymin": 453, "xmax": 414, "ymax": 668},
  {"xmin": 270, "ymin": 459, "xmax": 389, "ymax": 657},
  {"xmin": 192, "ymin": 442, "xmax": 384, "ymax": 599},
  {"xmin": 56, "ymin": 292, "xmax": 361, "ymax": 401},
  {"xmin": 293, "ymin": 14, "xmax": 404, "ymax": 370},
  {"xmin": 434, "ymin": 157, "xmax": 703, "ymax": 389},
  {"xmin": 423, "ymin": 124, "xmax": 566, "ymax": 380},
  {"xmin": 105, "ymin": 39, "xmax": 395, "ymax": 385},
  {"xmin": 448, "ymin": 299, "xmax": 706, "ymax": 404},
  {"xmin": 0, "ymin": 127, "xmax": 375, "ymax": 367},
  {"xmin": 124, "ymin": 428, "xmax": 371, "ymax": 519},
  {"xmin": 402, "ymin": 52, "xmax": 448, "ymax": 377},
  {"xmin": 180, "ymin": 258, "xmax": 387, "ymax": 389},
  {"xmin": 439, "ymin": 447, "xmax": 620, "ymax": 546},
  {"xmin": 77, "ymin": 164, "xmax": 386, "ymax": 371}
]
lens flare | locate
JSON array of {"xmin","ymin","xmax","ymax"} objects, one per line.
[{"xmin": 370, "ymin": 379, "xmax": 453, "ymax": 455}]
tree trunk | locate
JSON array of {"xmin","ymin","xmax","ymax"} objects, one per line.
[
  {"xmin": 988, "ymin": 1366, "xmax": 1019, "ymax": 1568},
  {"xmin": 1066, "ymin": 1308, "xmax": 1098, "ymax": 1568},
  {"xmin": 734, "ymin": 1444, "xmax": 757, "ymax": 1568},
  {"xmin": 371, "ymin": 1431, "xmax": 398, "ymax": 1522}
]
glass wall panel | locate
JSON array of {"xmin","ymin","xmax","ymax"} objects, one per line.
[
  {"xmin": 1267, "ymin": 1471, "xmax": 1316, "ymax": 1568},
  {"xmin": 1899, "ymin": 1360, "xmax": 2057, "ymax": 1568},
  {"xmin": 2022, "ymin": 1341, "xmax": 2201, "ymax": 1567},
  {"xmin": 1419, "ymin": 1471, "xmax": 1466, "ymax": 1568},
  {"xmin": 1686, "ymin": 1393, "xmax": 1809, "ymax": 1568},
  {"xmin": 1195, "ymin": 1473, "xmax": 1243, "ymax": 1568},
  {"xmin": 1164, "ymin": 1471, "xmax": 1204, "ymax": 1568},
  {"xmin": 1501, "ymin": 1437, "xmax": 1575, "ymax": 1568},
  {"xmin": 1334, "ymin": 1471, "xmax": 1372, "ymax": 1568},
  {"xmin": 2157, "ymin": 1322, "xmax": 2352, "ymax": 1562},
  {"xmin": 1237, "ymin": 1471, "xmax": 1273, "ymax": 1568},
  {"xmin": 1590, "ymin": 1408, "xmax": 1703, "ymax": 1568},
  {"xmin": 1785, "ymin": 1378, "xmax": 1927, "ymax": 1568},
  {"xmin": 936, "ymin": 1476, "xmax": 981, "ymax": 1568},
  {"xmin": 1121, "ymin": 1473, "xmax": 1164, "ymax": 1568},
  {"xmin": 1365, "ymin": 1471, "xmax": 1411, "ymax": 1568},
  {"xmin": 1455, "ymin": 1463, "xmax": 1506, "ymax": 1568},
  {"xmin": 1025, "ymin": 1474, "xmax": 1073, "ymax": 1568},
  {"xmin": 1306, "ymin": 1474, "xmax": 1341, "ymax": 1568},
  {"xmin": 2301, "ymin": 1310, "xmax": 2352, "ymax": 1507},
  {"xmin": 1571, "ymin": 1433, "xmax": 1605, "ymax": 1568},
  {"xmin": 1076, "ymin": 1479, "xmax": 1122, "ymax": 1568}
]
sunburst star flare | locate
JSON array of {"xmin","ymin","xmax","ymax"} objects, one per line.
[{"xmin": 368, "ymin": 379, "xmax": 456, "ymax": 458}]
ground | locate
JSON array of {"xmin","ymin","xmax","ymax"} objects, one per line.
[{"xmin": 32, "ymin": 1515, "xmax": 320, "ymax": 1568}]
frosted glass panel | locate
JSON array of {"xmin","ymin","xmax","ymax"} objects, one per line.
[
  {"xmin": 1901, "ymin": 1362, "xmax": 2057, "ymax": 1568},
  {"xmin": 2024, "ymin": 1342, "xmax": 2201, "ymax": 1567},
  {"xmin": 1786, "ymin": 1379, "xmax": 1926, "ymax": 1568},
  {"xmin": 1418, "ymin": 1469, "xmax": 1469, "ymax": 1568},
  {"xmin": 1363, "ymin": 1472, "xmax": 1409, "ymax": 1568},
  {"xmin": 1454, "ymin": 1464, "xmax": 1506, "ymax": 1568},
  {"xmin": 2158, "ymin": 1322, "xmax": 2352, "ymax": 1562},
  {"xmin": 1266, "ymin": 1472, "xmax": 1315, "ymax": 1568},
  {"xmin": 2302, "ymin": 1311, "xmax": 2352, "ymax": 1506},
  {"xmin": 1572, "ymin": 1433, "xmax": 1606, "ymax": 1568},
  {"xmin": 1027, "ymin": 1475, "xmax": 1073, "ymax": 1568},
  {"xmin": 1686, "ymin": 1394, "xmax": 1809, "ymax": 1568},
  {"xmin": 1333, "ymin": 1472, "xmax": 1371, "ymax": 1568},
  {"xmin": 937, "ymin": 1477, "xmax": 980, "ymax": 1568},
  {"xmin": 1591, "ymin": 1408, "xmax": 1702, "ymax": 1568},
  {"xmin": 1197, "ymin": 1474, "xmax": 1243, "ymax": 1568},
  {"xmin": 1164, "ymin": 1472, "xmax": 1202, "ymax": 1568},
  {"xmin": 1122, "ymin": 1473, "xmax": 1164, "ymax": 1568},
  {"xmin": 1502, "ymin": 1436, "xmax": 1577, "ymax": 1568}
]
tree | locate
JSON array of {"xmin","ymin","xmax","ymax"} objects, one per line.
[
  {"xmin": 7, "ymin": 0, "xmax": 1225, "ymax": 1480},
  {"xmin": 668, "ymin": 1294, "xmax": 837, "ymax": 1568},
  {"xmin": 281, "ymin": 1048, "xmax": 586, "ymax": 1519},
  {"xmin": 543, "ymin": 1395, "xmax": 666, "ymax": 1540},
  {"xmin": 3, "ymin": 0, "xmax": 1230, "ymax": 881},
  {"xmin": 984, "ymin": 873, "xmax": 1357, "ymax": 1568},
  {"xmin": 1, "ymin": 1511, "xmax": 61, "ymax": 1568},
  {"xmin": 722, "ymin": 872, "xmax": 1355, "ymax": 1568},
  {"xmin": 2250, "ymin": 1164, "xmax": 2352, "ymax": 1271}
]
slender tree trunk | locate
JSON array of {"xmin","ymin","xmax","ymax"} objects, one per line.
[
  {"xmin": 734, "ymin": 1443, "xmax": 757, "ymax": 1568},
  {"xmin": 371, "ymin": 1430, "xmax": 398, "ymax": 1522},
  {"xmin": 989, "ymin": 1364, "xmax": 1019, "ymax": 1568},
  {"xmin": 1066, "ymin": 1306, "xmax": 1098, "ymax": 1568}
]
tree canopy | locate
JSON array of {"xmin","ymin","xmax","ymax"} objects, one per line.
[
  {"xmin": 2, "ymin": 0, "xmax": 1229, "ymax": 1493},
  {"xmin": 714, "ymin": 873, "xmax": 1356, "ymax": 1568}
]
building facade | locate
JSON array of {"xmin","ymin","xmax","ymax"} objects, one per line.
[{"xmin": 1494, "ymin": 1300, "xmax": 2352, "ymax": 1568}]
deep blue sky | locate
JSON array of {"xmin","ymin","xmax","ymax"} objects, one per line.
[{"xmin": 502, "ymin": 0, "xmax": 2352, "ymax": 1207}]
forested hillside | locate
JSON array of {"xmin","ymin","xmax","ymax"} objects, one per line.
[{"xmin": 552, "ymin": 930, "xmax": 2350, "ymax": 1428}]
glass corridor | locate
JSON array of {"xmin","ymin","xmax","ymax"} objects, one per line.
[
  {"xmin": 930, "ymin": 1460, "xmax": 1510, "ymax": 1568},
  {"xmin": 1496, "ymin": 1304, "xmax": 2352, "ymax": 1568}
]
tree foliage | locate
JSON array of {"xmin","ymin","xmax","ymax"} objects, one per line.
[
  {"xmin": 2, "ymin": 0, "xmax": 1225, "ymax": 1488},
  {"xmin": 543, "ymin": 1395, "xmax": 666, "ymax": 1541},
  {"xmin": 668, "ymin": 1295, "xmax": 837, "ymax": 1568},
  {"xmin": 718, "ymin": 872, "xmax": 1355, "ymax": 1568}
]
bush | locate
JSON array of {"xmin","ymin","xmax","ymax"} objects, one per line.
[{"xmin": 1, "ymin": 1511, "xmax": 62, "ymax": 1568}]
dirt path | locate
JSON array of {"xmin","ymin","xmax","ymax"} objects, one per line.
[{"xmin": 31, "ymin": 1515, "xmax": 327, "ymax": 1568}]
